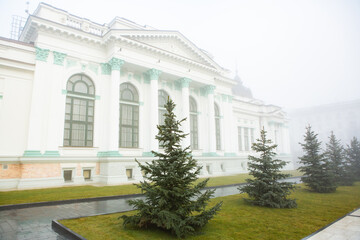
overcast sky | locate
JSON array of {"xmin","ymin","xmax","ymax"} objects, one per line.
[{"xmin": 0, "ymin": 0, "xmax": 359, "ymax": 110}]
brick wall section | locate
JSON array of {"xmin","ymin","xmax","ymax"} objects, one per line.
[
  {"xmin": 20, "ymin": 163, "xmax": 61, "ymax": 178},
  {"xmin": 0, "ymin": 164, "xmax": 21, "ymax": 179},
  {"xmin": 96, "ymin": 162, "xmax": 100, "ymax": 175}
]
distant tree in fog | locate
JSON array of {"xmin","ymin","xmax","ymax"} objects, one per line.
[
  {"xmin": 298, "ymin": 125, "xmax": 337, "ymax": 193},
  {"xmin": 345, "ymin": 137, "xmax": 360, "ymax": 183},
  {"xmin": 325, "ymin": 132, "xmax": 345, "ymax": 186}
]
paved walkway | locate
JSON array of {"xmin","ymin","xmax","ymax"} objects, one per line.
[{"xmin": 304, "ymin": 208, "xmax": 360, "ymax": 240}]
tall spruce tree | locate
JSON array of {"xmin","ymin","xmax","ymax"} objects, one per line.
[
  {"xmin": 345, "ymin": 137, "xmax": 360, "ymax": 182},
  {"xmin": 298, "ymin": 126, "xmax": 337, "ymax": 193},
  {"xmin": 121, "ymin": 98, "xmax": 222, "ymax": 238},
  {"xmin": 325, "ymin": 132, "xmax": 345, "ymax": 185},
  {"xmin": 239, "ymin": 128, "xmax": 297, "ymax": 208}
]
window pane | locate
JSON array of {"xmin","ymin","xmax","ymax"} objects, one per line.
[{"xmin": 74, "ymin": 81, "xmax": 88, "ymax": 94}]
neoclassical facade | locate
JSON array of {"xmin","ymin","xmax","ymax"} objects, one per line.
[{"xmin": 0, "ymin": 3, "xmax": 292, "ymax": 189}]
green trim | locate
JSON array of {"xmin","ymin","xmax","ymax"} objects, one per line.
[
  {"xmin": 108, "ymin": 57, "xmax": 124, "ymax": 71},
  {"xmin": 53, "ymin": 51, "xmax": 67, "ymax": 65},
  {"xmin": 202, "ymin": 85, "xmax": 216, "ymax": 96},
  {"xmin": 190, "ymin": 88, "xmax": 200, "ymax": 96},
  {"xmin": 227, "ymin": 95, "xmax": 233, "ymax": 103},
  {"xmin": 134, "ymin": 74, "xmax": 141, "ymax": 83},
  {"xmin": 224, "ymin": 152, "xmax": 237, "ymax": 157},
  {"xmin": 97, "ymin": 151, "xmax": 122, "ymax": 157},
  {"xmin": 147, "ymin": 68, "xmax": 162, "ymax": 80},
  {"xmin": 202, "ymin": 152, "xmax": 218, "ymax": 157},
  {"xmin": 23, "ymin": 150, "xmax": 42, "ymax": 157},
  {"xmin": 142, "ymin": 152, "xmax": 154, "ymax": 157},
  {"xmin": 35, "ymin": 47, "xmax": 50, "ymax": 62},
  {"xmin": 62, "ymin": 89, "xmax": 68, "ymax": 95},
  {"xmin": 66, "ymin": 59, "xmax": 77, "ymax": 68},
  {"xmin": 88, "ymin": 63, "xmax": 99, "ymax": 75},
  {"xmin": 221, "ymin": 94, "xmax": 227, "ymax": 101},
  {"xmin": 139, "ymin": 101, "xmax": 144, "ymax": 106},
  {"xmin": 100, "ymin": 63, "xmax": 111, "ymax": 75},
  {"xmin": 128, "ymin": 73, "xmax": 132, "ymax": 80},
  {"xmin": 142, "ymin": 72, "xmax": 150, "ymax": 84},
  {"xmin": 95, "ymin": 95, "xmax": 101, "ymax": 100},
  {"xmin": 0, "ymin": 95, "xmax": 3, "ymax": 100},
  {"xmin": 43, "ymin": 151, "xmax": 60, "ymax": 157},
  {"xmin": 174, "ymin": 81, "xmax": 181, "ymax": 91}
]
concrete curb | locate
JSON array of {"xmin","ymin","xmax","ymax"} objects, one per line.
[{"xmin": 301, "ymin": 207, "xmax": 360, "ymax": 240}]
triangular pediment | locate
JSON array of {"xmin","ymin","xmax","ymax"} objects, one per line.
[{"xmin": 118, "ymin": 31, "xmax": 221, "ymax": 69}]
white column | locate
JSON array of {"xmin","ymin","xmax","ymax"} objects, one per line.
[
  {"xmin": 107, "ymin": 57, "xmax": 124, "ymax": 156},
  {"xmin": 24, "ymin": 47, "xmax": 50, "ymax": 157},
  {"xmin": 241, "ymin": 127, "xmax": 245, "ymax": 151},
  {"xmin": 149, "ymin": 68, "xmax": 162, "ymax": 154},
  {"xmin": 180, "ymin": 78, "xmax": 191, "ymax": 149},
  {"xmin": 44, "ymin": 51, "xmax": 68, "ymax": 156},
  {"xmin": 205, "ymin": 85, "xmax": 216, "ymax": 154},
  {"xmin": 224, "ymin": 95, "xmax": 234, "ymax": 155}
]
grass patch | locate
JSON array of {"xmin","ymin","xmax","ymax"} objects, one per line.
[
  {"xmin": 60, "ymin": 182, "xmax": 360, "ymax": 240},
  {"xmin": 0, "ymin": 170, "xmax": 301, "ymax": 206}
]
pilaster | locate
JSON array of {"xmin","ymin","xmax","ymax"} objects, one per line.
[
  {"xmin": 179, "ymin": 78, "xmax": 192, "ymax": 149},
  {"xmin": 148, "ymin": 68, "xmax": 161, "ymax": 153},
  {"xmin": 204, "ymin": 85, "xmax": 216, "ymax": 155},
  {"xmin": 107, "ymin": 57, "xmax": 124, "ymax": 156}
]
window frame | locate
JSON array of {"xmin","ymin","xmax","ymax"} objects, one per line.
[{"xmin": 189, "ymin": 96, "xmax": 199, "ymax": 150}]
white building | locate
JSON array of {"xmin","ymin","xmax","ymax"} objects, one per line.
[{"xmin": 0, "ymin": 3, "xmax": 292, "ymax": 190}]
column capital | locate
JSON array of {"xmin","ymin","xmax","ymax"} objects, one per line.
[
  {"xmin": 35, "ymin": 47, "xmax": 50, "ymax": 62},
  {"xmin": 179, "ymin": 77, "xmax": 192, "ymax": 88},
  {"xmin": 53, "ymin": 51, "xmax": 67, "ymax": 65},
  {"xmin": 108, "ymin": 57, "xmax": 124, "ymax": 71},
  {"xmin": 203, "ymin": 85, "xmax": 216, "ymax": 95},
  {"xmin": 147, "ymin": 68, "xmax": 162, "ymax": 80}
]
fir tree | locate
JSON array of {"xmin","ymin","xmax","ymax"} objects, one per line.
[
  {"xmin": 325, "ymin": 132, "xmax": 345, "ymax": 185},
  {"xmin": 239, "ymin": 128, "xmax": 297, "ymax": 208},
  {"xmin": 121, "ymin": 98, "xmax": 222, "ymax": 238},
  {"xmin": 298, "ymin": 125, "xmax": 337, "ymax": 193},
  {"xmin": 345, "ymin": 137, "xmax": 360, "ymax": 182}
]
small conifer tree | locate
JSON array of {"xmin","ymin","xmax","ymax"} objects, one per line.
[
  {"xmin": 345, "ymin": 137, "xmax": 360, "ymax": 182},
  {"xmin": 325, "ymin": 132, "xmax": 345, "ymax": 185},
  {"xmin": 240, "ymin": 128, "xmax": 297, "ymax": 208},
  {"xmin": 121, "ymin": 98, "xmax": 222, "ymax": 238},
  {"xmin": 298, "ymin": 125, "xmax": 337, "ymax": 193}
]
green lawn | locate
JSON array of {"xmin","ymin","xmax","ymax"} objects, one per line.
[
  {"xmin": 60, "ymin": 182, "xmax": 360, "ymax": 240},
  {"xmin": 0, "ymin": 170, "xmax": 301, "ymax": 206}
]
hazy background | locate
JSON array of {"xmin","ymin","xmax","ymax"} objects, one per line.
[{"xmin": 0, "ymin": 0, "xmax": 359, "ymax": 110}]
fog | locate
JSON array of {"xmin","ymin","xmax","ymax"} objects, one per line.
[{"xmin": 1, "ymin": 0, "xmax": 359, "ymax": 109}]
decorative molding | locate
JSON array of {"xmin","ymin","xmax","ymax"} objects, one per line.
[
  {"xmin": 179, "ymin": 77, "xmax": 192, "ymax": 88},
  {"xmin": 53, "ymin": 51, "xmax": 67, "ymax": 66},
  {"xmin": 174, "ymin": 81, "xmax": 181, "ymax": 91},
  {"xmin": 134, "ymin": 73, "xmax": 141, "ymax": 83},
  {"xmin": 62, "ymin": 89, "xmax": 67, "ymax": 95},
  {"xmin": 142, "ymin": 152, "xmax": 154, "ymax": 157},
  {"xmin": 95, "ymin": 95, "xmax": 101, "ymax": 100},
  {"xmin": 100, "ymin": 63, "xmax": 111, "ymax": 75},
  {"xmin": 35, "ymin": 47, "xmax": 50, "ymax": 62},
  {"xmin": 23, "ymin": 150, "xmax": 42, "ymax": 157},
  {"xmin": 97, "ymin": 151, "xmax": 122, "ymax": 157},
  {"xmin": 88, "ymin": 63, "xmax": 99, "ymax": 75},
  {"xmin": 43, "ymin": 151, "xmax": 60, "ymax": 157},
  {"xmin": 139, "ymin": 101, "xmax": 144, "ymax": 106},
  {"xmin": 0, "ymin": 95, "xmax": 3, "ymax": 100},
  {"xmin": 108, "ymin": 57, "xmax": 124, "ymax": 71},
  {"xmin": 202, "ymin": 152, "xmax": 218, "ymax": 157},
  {"xmin": 224, "ymin": 153, "xmax": 237, "ymax": 157},
  {"xmin": 66, "ymin": 59, "xmax": 77, "ymax": 68},
  {"xmin": 147, "ymin": 68, "xmax": 162, "ymax": 80},
  {"xmin": 142, "ymin": 72, "xmax": 150, "ymax": 84},
  {"xmin": 221, "ymin": 94, "xmax": 227, "ymax": 102}
]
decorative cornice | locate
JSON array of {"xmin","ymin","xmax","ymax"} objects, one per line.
[
  {"xmin": 35, "ymin": 47, "xmax": 50, "ymax": 62},
  {"xmin": 100, "ymin": 63, "xmax": 111, "ymax": 75},
  {"xmin": 147, "ymin": 68, "xmax": 162, "ymax": 81},
  {"xmin": 53, "ymin": 51, "xmax": 67, "ymax": 66},
  {"xmin": 179, "ymin": 78, "xmax": 192, "ymax": 88},
  {"xmin": 108, "ymin": 57, "xmax": 124, "ymax": 71}
]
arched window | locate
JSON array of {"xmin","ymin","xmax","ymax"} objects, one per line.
[
  {"xmin": 215, "ymin": 103, "xmax": 221, "ymax": 150},
  {"xmin": 189, "ymin": 97, "xmax": 198, "ymax": 150},
  {"xmin": 119, "ymin": 83, "xmax": 139, "ymax": 148},
  {"xmin": 63, "ymin": 74, "xmax": 95, "ymax": 147},
  {"xmin": 158, "ymin": 90, "xmax": 169, "ymax": 125}
]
